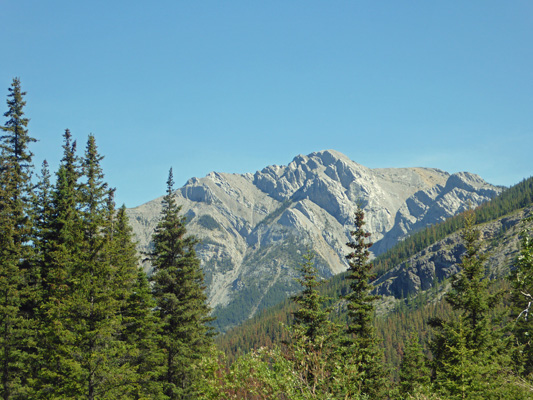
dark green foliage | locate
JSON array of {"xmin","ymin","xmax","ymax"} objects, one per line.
[
  {"xmin": 342, "ymin": 206, "xmax": 388, "ymax": 398},
  {"xmin": 291, "ymin": 250, "xmax": 332, "ymax": 343},
  {"xmin": 444, "ymin": 211, "xmax": 498, "ymax": 345},
  {"xmin": 0, "ymin": 78, "xmax": 37, "ymax": 399},
  {"xmin": 288, "ymin": 250, "xmax": 339, "ymax": 395},
  {"xmin": 123, "ymin": 271, "xmax": 165, "ymax": 399},
  {"xmin": 374, "ymin": 176, "xmax": 533, "ymax": 277},
  {"xmin": 150, "ymin": 168, "xmax": 214, "ymax": 399},
  {"xmin": 110, "ymin": 205, "xmax": 165, "ymax": 398},
  {"xmin": 429, "ymin": 210, "xmax": 525, "ymax": 398},
  {"xmin": 33, "ymin": 130, "xmax": 83, "ymax": 398},
  {"xmin": 34, "ymin": 134, "xmax": 149, "ymax": 399},
  {"xmin": 398, "ymin": 332, "xmax": 430, "ymax": 396},
  {"xmin": 510, "ymin": 215, "xmax": 533, "ymax": 375},
  {"xmin": 4, "ymin": 75, "xmax": 533, "ymax": 398},
  {"xmin": 345, "ymin": 207, "xmax": 379, "ymax": 339}
]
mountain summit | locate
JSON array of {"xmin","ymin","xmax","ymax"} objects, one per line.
[{"xmin": 127, "ymin": 150, "xmax": 501, "ymax": 330}]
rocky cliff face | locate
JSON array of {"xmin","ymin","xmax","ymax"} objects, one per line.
[
  {"xmin": 126, "ymin": 150, "xmax": 502, "ymax": 331},
  {"xmin": 373, "ymin": 207, "xmax": 533, "ymax": 311}
]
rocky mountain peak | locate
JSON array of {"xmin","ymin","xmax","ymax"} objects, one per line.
[{"xmin": 127, "ymin": 150, "xmax": 503, "ymax": 331}]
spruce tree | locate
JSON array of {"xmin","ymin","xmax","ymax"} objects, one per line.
[
  {"xmin": 150, "ymin": 168, "xmax": 214, "ymax": 399},
  {"xmin": 510, "ymin": 215, "xmax": 533, "ymax": 375},
  {"xmin": 34, "ymin": 129, "xmax": 85, "ymax": 398},
  {"xmin": 291, "ymin": 250, "xmax": 332, "ymax": 344},
  {"xmin": 445, "ymin": 210, "xmax": 500, "ymax": 348},
  {"xmin": 36, "ymin": 134, "xmax": 139, "ymax": 399},
  {"xmin": 0, "ymin": 78, "xmax": 37, "ymax": 399},
  {"xmin": 112, "ymin": 204, "xmax": 165, "ymax": 399},
  {"xmin": 398, "ymin": 332, "xmax": 431, "ymax": 396},
  {"xmin": 430, "ymin": 210, "xmax": 526, "ymax": 398},
  {"xmin": 289, "ymin": 250, "xmax": 338, "ymax": 396},
  {"xmin": 73, "ymin": 134, "xmax": 135, "ymax": 399},
  {"xmin": 341, "ymin": 206, "xmax": 388, "ymax": 398}
]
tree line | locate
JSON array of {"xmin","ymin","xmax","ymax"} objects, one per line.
[
  {"xmin": 373, "ymin": 175, "xmax": 533, "ymax": 277},
  {"xmin": 3, "ymin": 78, "xmax": 533, "ymax": 399},
  {"xmin": 215, "ymin": 202, "xmax": 533, "ymax": 398},
  {"xmin": 0, "ymin": 78, "xmax": 212, "ymax": 399}
]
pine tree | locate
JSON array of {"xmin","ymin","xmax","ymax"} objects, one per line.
[
  {"xmin": 341, "ymin": 206, "xmax": 388, "ymax": 398},
  {"xmin": 291, "ymin": 250, "xmax": 332, "ymax": 344},
  {"xmin": 289, "ymin": 249, "xmax": 338, "ymax": 396},
  {"xmin": 398, "ymin": 332, "xmax": 431, "ymax": 396},
  {"xmin": 112, "ymin": 204, "xmax": 165, "ymax": 399},
  {"xmin": 430, "ymin": 210, "xmax": 526, "ymax": 398},
  {"xmin": 33, "ymin": 130, "xmax": 85, "ymax": 398},
  {"xmin": 150, "ymin": 168, "xmax": 214, "ymax": 399},
  {"xmin": 36, "ymin": 134, "xmax": 140, "ymax": 399},
  {"xmin": 0, "ymin": 78, "xmax": 37, "ymax": 399}
]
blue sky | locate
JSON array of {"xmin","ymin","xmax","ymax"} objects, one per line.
[{"xmin": 2, "ymin": 1, "xmax": 532, "ymax": 207}]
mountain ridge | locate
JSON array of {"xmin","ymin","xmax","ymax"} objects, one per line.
[{"xmin": 126, "ymin": 149, "xmax": 501, "ymax": 331}]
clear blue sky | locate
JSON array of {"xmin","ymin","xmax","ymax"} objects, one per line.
[{"xmin": 2, "ymin": 1, "xmax": 532, "ymax": 207}]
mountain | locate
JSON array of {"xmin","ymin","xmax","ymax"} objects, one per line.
[{"xmin": 126, "ymin": 150, "xmax": 501, "ymax": 331}]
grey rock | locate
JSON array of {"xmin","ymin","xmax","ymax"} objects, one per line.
[
  {"xmin": 127, "ymin": 150, "xmax": 502, "ymax": 331},
  {"xmin": 373, "ymin": 207, "xmax": 533, "ymax": 300}
]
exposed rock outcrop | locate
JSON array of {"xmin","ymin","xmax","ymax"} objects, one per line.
[
  {"xmin": 373, "ymin": 207, "xmax": 533, "ymax": 299},
  {"xmin": 127, "ymin": 150, "xmax": 502, "ymax": 331}
]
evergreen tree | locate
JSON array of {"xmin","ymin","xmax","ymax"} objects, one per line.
[
  {"xmin": 33, "ymin": 130, "xmax": 85, "ymax": 398},
  {"xmin": 71, "ymin": 134, "xmax": 136, "ymax": 399},
  {"xmin": 398, "ymin": 332, "xmax": 431, "ymax": 396},
  {"xmin": 430, "ymin": 210, "xmax": 526, "ymax": 398},
  {"xmin": 150, "ymin": 168, "xmax": 214, "ymax": 399},
  {"xmin": 291, "ymin": 250, "xmax": 332, "ymax": 345},
  {"xmin": 113, "ymin": 204, "xmax": 165, "ymax": 399},
  {"xmin": 0, "ymin": 78, "xmax": 37, "ymax": 399},
  {"xmin": 445, "ymin": 210, "xmax": 501, "ymax": 349},
  {"xmin": 289, "ymin": 250, "xmax": 338, "ymax": 397},
  {"xmin": 36, "ymin": 134, "xmax": 140, "ymax": 399},
  {"xmin": 31, "ymin": 160, "xmax": 53, "ymax": 277},
  {"xmin": 510, "ymin": 215, "xmax": 533, "ymax": 375},
  {"xmin": 341, "ymin": 206, "xmax": 388, "ymax": 398}
]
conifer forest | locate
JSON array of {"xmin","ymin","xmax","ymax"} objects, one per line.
[{"xmin": 3, "ymin": 77, "xmax": 533, "ymax": 399}]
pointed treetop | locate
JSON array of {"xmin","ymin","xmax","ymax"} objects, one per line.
[{"xmin": 1, "ymin": 77, "xmax": 36, "ymax": 166}]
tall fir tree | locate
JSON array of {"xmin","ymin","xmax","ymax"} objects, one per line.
[
  {"xmin": 112, "ymin": 204, "xmax": 165, "ymax": 399},
  {"xmin": 35, "ymin": 134, "xmax": 140, "ymax": 399},
  {"xmin": 341, "ymin": 205, "xmax": 388, "ymax": 399},
  {"xmin": 0, "ymin": 78, "xmax": 37, "ymax": 399},
  {"xmin": 33, "ymin": 129, "xmax": 84, "ymax": 398},
  {"xmin": 71, "ymin": 134, "xmax": 135, "ymax": 399},
  {"xmin": 150, "ymin": 168, "xmax": 214, "ymax": 399},
  {"xmin": 398, "ymin": 332, "xmax": 431, "ymax": 396},
  {"xmin": 289, "ymin": 249, "xmax": 338, "ymax": 396},
  {"xmin": 430, "ymin": 210, "xmax": 527, "ymax": 398}
]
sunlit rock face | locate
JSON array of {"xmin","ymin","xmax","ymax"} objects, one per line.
[{"xmin": 127, "ymin": 150, "xmax": 501, "ymax": 331}]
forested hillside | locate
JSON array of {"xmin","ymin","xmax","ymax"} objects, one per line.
[
  {"xmin": 215, "ymin": 176, "xmax": 533, "ymax": 398},
  {"xmin": 217, "ymin": 179, "xmax": 533, "ymax": 361}
]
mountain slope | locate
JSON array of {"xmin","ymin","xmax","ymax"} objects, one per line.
[
  {"xmin": 216, "ymin": 195, "xmax": 533, "ymax": 365},
  {"xmin": 127, "ymin": 150, "xmax": 501, "ymax": 331}
]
